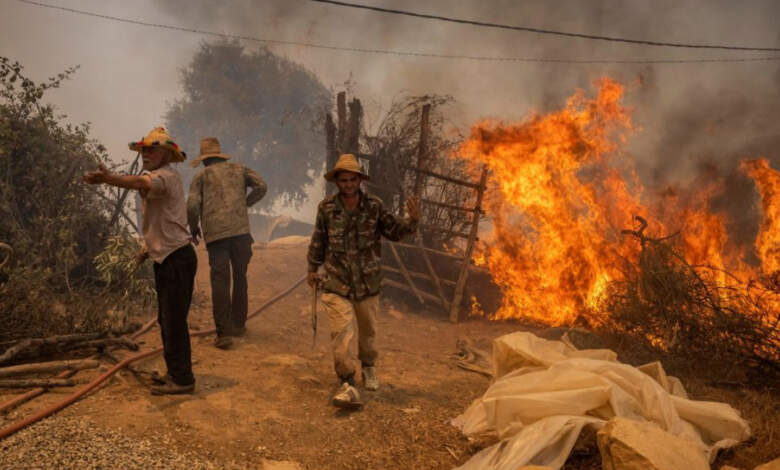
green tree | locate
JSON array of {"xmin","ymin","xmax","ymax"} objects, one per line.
[
  {"xmin": 166, "ymin": 41, "xmax": 331, "ymax": 209},
  {"xmin": 0, "ymin": 57, "xmax": 152, "ymax": 340}
]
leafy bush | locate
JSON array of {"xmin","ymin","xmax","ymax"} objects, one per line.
[{"xmin": 0, "ymin": 57, "xmax": 152, "ymax": 341}]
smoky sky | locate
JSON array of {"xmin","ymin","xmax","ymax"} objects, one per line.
[{"xmin": 2, "ymin": 0, "xmax": 780, "ymax": 223}]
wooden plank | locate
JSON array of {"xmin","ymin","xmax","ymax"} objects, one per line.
[
  {"xmin": 388, "ymin": 241, "xmax": 462, "ymax": 260},
  {"xmin": 401, "ymin": 164, "xmax": 482, "ymax": 189},
  {"xmin": 388, "ymin": 243, "xmax": 425, "ymax": 305},
  {"xmin": 421, "ymin": 198, "xmax": 478, "ymax": 213},
  {"xmin": 382, "ymin": 278, "xmax": 449, "ymax": 307},
  {"xmin": 418, "ymin": 223, "xmax": 471, "ymax": 239},
  {"xmin": 382, "ymin": 265, "xmax": 456, "ymax": 286},
  {"xmin": 0, "ymin": 379, "xmax": 76, "ymax": 389},
  {"xmin": 356, "ymin": 153, "xmax": 482, "ymax": 189},
  {"xmin": 325, "ymin": 112, "xmax": 338, "ymax": 195},
  {"xmin": 347, "ymin": 98, "xmax": 361, "ymax": 153},
  {"xmin": 336, "ymin": 91, "xmax": 347, "ymax": 151},
  {"xmin": 468, "ymin": 264, "xmax": 491, "ymax": 275},
  {"xmin": 415, "ymin": 235, "xmax": 449, "ymax": 308},
  {"xmin": 0, "ymin": 359, "xmax": 100, "ymax": 378},
  {"xmin": 449, "ymin": 166, "xmax": 488, "ymax": 323}
]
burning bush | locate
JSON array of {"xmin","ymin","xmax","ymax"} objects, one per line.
[
  {"xmin": 458, "ymin": 78, "xmax": 779, "ymax": 385},
  {"xmin": 0, "ymin": 57, "xmax": 153, "ymax": 342},
  {"xmin": 600, "ymin": 216, "xmax": 779, "ymax": 383}
]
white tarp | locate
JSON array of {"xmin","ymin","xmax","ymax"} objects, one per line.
[{"xmin": 452, "ymin": 332, "xmax": 751, "ymax": 470}]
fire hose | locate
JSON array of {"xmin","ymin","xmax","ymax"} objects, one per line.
[{"xmin": 0, "ymin": 274, "xmax": 306, "ymax": 441}]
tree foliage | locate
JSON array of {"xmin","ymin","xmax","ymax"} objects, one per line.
[
  {"xmin": 0, "ymin": 57, "xmax": 152, "ymax": 341},
  {"xmin": 166, "ymin": 41, "xmax": 331, "ymax": 209}
]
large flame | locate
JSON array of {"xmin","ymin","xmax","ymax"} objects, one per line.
[
  {"xmin": 459, "ymin": 78, "xmax": 774, "ymax": 325},
  {"xmin": 741, "ymin": 159, "xmax": 780, "ymax": 276}
]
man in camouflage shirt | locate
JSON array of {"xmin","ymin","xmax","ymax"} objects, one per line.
[
  {"xmin": 188, "ymin": 137, "xmax": 267, "ymax": 349},
  {"xmin": 307, "ymin": 153, "xmax": 419, "ymax": 409}
]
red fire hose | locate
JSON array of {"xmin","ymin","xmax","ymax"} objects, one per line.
[{"xmin": 0, "ymin": 275, "xmax": 306, "ymax": 441}]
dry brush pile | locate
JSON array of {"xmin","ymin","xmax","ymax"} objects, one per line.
[
  {"xmin": 0, "ymin": 57, "xmax": 153, "ymax": 344},
  {"xmin": 596, "ymin": 217, "xmax": 780, "ymax": 386}
]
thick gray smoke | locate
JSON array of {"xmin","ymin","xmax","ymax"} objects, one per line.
[
  {"xmin": 155, "ymin": 1, "xmax": 780, "ymax": 236},
  {"xmin": 154, "ymin": 0, "xmax": 780, "ymax": 160}
]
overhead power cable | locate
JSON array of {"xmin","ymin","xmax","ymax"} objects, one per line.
[
  {"xmin": 311, "ymin": 0, "xmax": 780, "ymax": 52},
  {"xmin": 13, "ymin": 0, "xmax": 780, "ymax": 64}
]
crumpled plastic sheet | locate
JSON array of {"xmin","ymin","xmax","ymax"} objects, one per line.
[{"xmin": 451, "ymin": 332, "xmax": 751, "ymax": 470}]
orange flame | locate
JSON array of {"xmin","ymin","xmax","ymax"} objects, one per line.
[
  {"xmin": 458, "ymin": 78, "xmax": 772, "ymax": 325},
  {"xmin": 741, "ymin": 159, "xmax": 780, "ymax": 276}
]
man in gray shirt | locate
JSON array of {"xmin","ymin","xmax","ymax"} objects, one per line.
[{"xmin": 188, "ymin": 137, "xmax": 267, "ymax": 349}]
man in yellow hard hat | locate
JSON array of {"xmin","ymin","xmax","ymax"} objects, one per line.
[{"xmin": 307, "ymin": 153, "xmax": 420, "ymax": 409}]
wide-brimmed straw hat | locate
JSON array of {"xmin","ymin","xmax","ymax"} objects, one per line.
[
  {"xmin": 128, "ymin": 127, "xmax": 186, "ymax": 162},
  {"xmin": 324, "ymin": 153, "xmax": 370, "ymax": 181},
  {"xmin": 190, "ymin": 137, "xmax": 232, "ymax": 168}
]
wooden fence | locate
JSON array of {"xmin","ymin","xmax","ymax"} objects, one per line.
[{"xmin": 324, "ymin": 92, "xmax": 487, "ymax": 322}]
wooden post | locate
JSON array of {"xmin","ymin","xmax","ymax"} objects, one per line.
[
  {"xmin": 336, "ymin": 92, "xmax": 347, "ymax": 152},
  {"xmin": 389, "ymin": 243, "xmax": 425, "ymax": 304},
  {"xmin": 409, "ymin": 103, "xmax": 448, "ymax": 309},
  {"xmin": 325, "ymin": 112, "xmax": 338, "ymax": 195},
  {"xmin": 347, "ymin": 98, "xmax": 361, "ymax": 154},
  {"xmin": 449, "ymin": 166, "xmax": 488, "ymax": 323}
]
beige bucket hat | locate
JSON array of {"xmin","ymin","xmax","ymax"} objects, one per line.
[
  {"xmin": 128, "ymin": 127, "xmax": 186, "ymax": 162},
  {"xmin": 324, "ymin": 153, "xmax": 370, "ymax": 181},
  {"xmin": 190, "ymin": 137, "xmax": 232, "ymax": 167}
]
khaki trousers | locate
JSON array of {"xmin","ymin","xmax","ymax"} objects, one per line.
[{"xmin": 320, "ymin": 292, "xmax": 379, "ymax": 380}]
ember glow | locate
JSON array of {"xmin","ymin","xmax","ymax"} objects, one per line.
[{"xmin": 458, "ymin": 78, "xmax": 779, "ymax": 325}]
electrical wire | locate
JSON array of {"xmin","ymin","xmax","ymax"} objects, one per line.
[
  {"xmin": 311, "ymin": 0, "xmax": 780, "ymax": 52},
  {"xmin": 12, "ymin": 0, "xmax": 780, "ymax": 64}
]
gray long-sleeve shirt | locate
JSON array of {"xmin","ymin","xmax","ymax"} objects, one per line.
[{"xmin": 187, "ymin": 161, "xmax": 267, "ymax": 244}]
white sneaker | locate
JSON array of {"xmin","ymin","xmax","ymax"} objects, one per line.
[
  {"xmin": 362, "ymin": 366, "xmax": 379, "ymax": 391},
  {"xmin": 332, "ymin": 382, "xmax": 362, "ymax": 409}
]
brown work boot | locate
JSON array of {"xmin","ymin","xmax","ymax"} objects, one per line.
[
  {"xmin": 215, "ymin": 336, "xmax": 233, "ymax": 350},
  {"xmin": 332, "ymin": 382, "xmax": 362, "ymax": 409},
  {"xmin": 150, "ymin": 380, "xmax": 194, "ymax": 395},
  {"xmin": 150, "ymin": 371, "xmax": 171, "ymax": 385}
]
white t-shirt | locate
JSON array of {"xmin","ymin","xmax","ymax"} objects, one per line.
[{"xmin": 140, "ymin": 165, "xmax": 191, "ymax": 263}]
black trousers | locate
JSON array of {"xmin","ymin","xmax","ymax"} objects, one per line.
[
  {"xmin": 153, "ymin": 244, "xmax": 197, "ymax": 386},
  {"xmin": 206, "ymin": 233, "xmax": 253, "ymax": 337}
]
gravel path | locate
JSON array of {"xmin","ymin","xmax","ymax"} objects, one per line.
[{"xmin": 0, "ymin": 416, "xmax": 219, "ymax": 470}]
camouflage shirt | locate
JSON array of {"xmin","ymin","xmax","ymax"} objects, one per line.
[
  {"xmin": 307, "ymin": 191, "xmax": 417, "ymax": 300},
  {"xmin": 187, "ymin": 161, "xmax": 267, "ymax": 244}
]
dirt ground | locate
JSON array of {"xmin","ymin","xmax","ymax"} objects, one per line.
[
  {"xmin": 1, "ymin": 240, "xmax": 521, "ymax": 469},
  {"xmin": 1, "ymin": 239, "xmax": 776, "ymax": 469}
]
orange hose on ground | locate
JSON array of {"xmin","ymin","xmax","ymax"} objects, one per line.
[{"xmin": 0, "ymin": 275, "xmax": 306, "ymax": 441}]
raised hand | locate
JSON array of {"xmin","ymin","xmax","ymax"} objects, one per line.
[{"xmin": 83, "ymin": 163, "xmax": 110, "ymax": 185}]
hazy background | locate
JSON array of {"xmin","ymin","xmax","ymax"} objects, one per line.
[{"xmin": 2, "ymin": 0, "xmax": 779, "ymax": 221}]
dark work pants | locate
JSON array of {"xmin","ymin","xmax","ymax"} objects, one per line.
[
  {"xmin": 206, "ymin": 234, "xmax": 253, "ymax": 337},
  {"xmin": 153, "ymin": 244, "xmax": 197, "ymax": 386}
]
